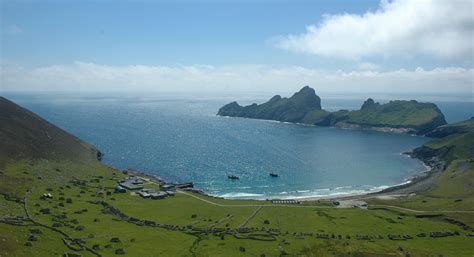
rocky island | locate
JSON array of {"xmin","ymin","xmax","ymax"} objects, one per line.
[{"xmin": 218, "ymin": 86, "xmax": 447, "ymax": 135}]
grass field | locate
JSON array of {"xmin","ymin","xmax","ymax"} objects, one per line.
[{"xmin": 1, "ymin": 156, "xmax": 473, "ymax": 257}]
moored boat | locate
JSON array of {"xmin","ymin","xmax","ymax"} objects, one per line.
[{"xmin": 228, "ymin": 175, "xmax": 239, "ymax": 180}]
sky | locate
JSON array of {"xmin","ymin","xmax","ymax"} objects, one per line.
[{"xmin": 1, "ymin": 0, "xmax": 473, "ymax": 95}]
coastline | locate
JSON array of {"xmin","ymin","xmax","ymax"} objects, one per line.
[
  {"xmin": 219, "ymin": 114, "xmax": 422, "ymax": 135},
  {"xmin": 113, "ymin": 118, "xmax": 442, "ymax": 202},
  {"xmin": 121, "ymin": 146, "xmax": 440, "ymax": 203}
]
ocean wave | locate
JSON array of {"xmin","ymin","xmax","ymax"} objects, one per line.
[
  {"xmin": 219, "ymin": 192, "xmax": 265, "ymax": 198},
  {"xmin": 233, "ymin": 186, "xmax": 252, "ymax": 189},
  {"xmin": 214, "ymin": 183, "xmax": 412, "ymax": 200}
]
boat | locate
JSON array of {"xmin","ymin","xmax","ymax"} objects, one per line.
[
  {"xmin": 227, "ymin": 175, "xmax": 239, "ymax": 180},
  {"xmin": 269, "ymin": 172, "xmax": 279, "ymax": 177}
]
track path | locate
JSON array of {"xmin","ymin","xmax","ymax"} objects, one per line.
[{"xmin": 177, "ymin": 190, "xmax": 474, "ymax": 214}]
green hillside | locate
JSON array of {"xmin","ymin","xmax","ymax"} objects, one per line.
[
  {"xmin": 368, "ymin": 119, "xmax": 474, "ymax": 229},
  {"xmin": 342, "ymin": 99, "xmax": 447, "ymax": 134},
  {"xmin": 1, "ymin": 97, "xmax": 473, "ymax": 257}
]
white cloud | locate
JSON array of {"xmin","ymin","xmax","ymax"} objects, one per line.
[
  {"xmin": 1, "ymin": 61, "xmax": 472, "ymax": 96},
  {"xmin": 275, "ymin": 0, "xmax": 474, "ymax": 60}
]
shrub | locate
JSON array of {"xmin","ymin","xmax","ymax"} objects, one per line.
[
  {"xmin": 29, "ymin": 229, "xmax": 42, "ymax": 235},
  {"xmin": 110, "ymin": 237, "xmax": 121, "ymax": 243},
  {"xmin": 115, "ymin": 248, "xmax": 125, "ymax": 255},
  {"xmin": 39, "ymin": 208, "xmax": 51, "ymax": 214}
]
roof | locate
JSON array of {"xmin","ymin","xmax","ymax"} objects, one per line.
[
  {"xmin": 161, "ymin": 184, "xmax": 175, "ymax": 190},
  {"xmin": 149, "ymin": 191, "xmax": 167, "ymax": 199},
  {"xmin": 138, "ymin": 191, "xmax": 151, "ymax": 198},
  {"xmin": 119, "ymin": 181, "xmax": 144, "ymax": 190}
]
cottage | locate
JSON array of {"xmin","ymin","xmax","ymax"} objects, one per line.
[
  {"xmin": 160, "ymin": 184, "xmax": 175, "ymax": 191},
  {"xmin": 119, "ymin": 181, "xmax": 144, "ymax": 190},
  {"xmin": 149, "ymin": 191, "xmax": 167, "ymax": 199},
  {"xmin": 137, "ymin": 191, "xmax": 151, "ymax": 198},
  {"xmin": 128, "ymin": 177, "xmax": 144, "ymax": 184},
  {"xmin": 165, "ymin": 191, "xmax": 176, "ymax": 196}
]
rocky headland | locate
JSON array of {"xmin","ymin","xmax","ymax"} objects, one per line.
[{"xmin": 218, "ymin": 86, "xmax": 447, "ymax": 135}]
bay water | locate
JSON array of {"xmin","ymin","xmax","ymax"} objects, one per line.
[{"xmin": 5, "ymin": 92, "xmax": 472, "ymax": 199}]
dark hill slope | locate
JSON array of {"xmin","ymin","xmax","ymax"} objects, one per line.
[
  {"xmin": 0, "ymin": 97, "xmax": 101, "ymax": 166},
  {"xmin": 409, "ymin": 118, "xmax": 474, "ymax": 170},
  {"xmin": 426, "ymin": 117, "xmax": 474, "ymax": 138}
]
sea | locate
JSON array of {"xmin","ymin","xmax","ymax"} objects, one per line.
[{"xmin": 4, "ymin": 92, "xmax": 473, "ymax": 199}]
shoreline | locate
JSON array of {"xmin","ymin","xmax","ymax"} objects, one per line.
[
  {"xmin": 218, "ymin": 115, "xmax": 423, "ymax": 135},
  {"xmin": 122, "ymin": 149, "xmax": 440, "ymax": 203}
]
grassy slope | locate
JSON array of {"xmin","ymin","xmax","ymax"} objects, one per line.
[
  {"xmin": 346, "ymin": 101, "xmax": 441, "ymax": 127},
  {"xmin": 367, "ymin": 123, "xmax": 474, "ymax": 235},
  {"xmin": 2, "ymin": 159, "xmax": 473, "ymax": 257},
  {"xmin": 1, "ymin": 97, "xmax": 473, "ymax": 257}
]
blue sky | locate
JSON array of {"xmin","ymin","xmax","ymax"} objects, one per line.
[
  {"xmin": 2, "ymin": 0, "xmax": 379, "ymax": 67},
  {"xmin": 1, "ymin": 0, "xmax": 473, "ymax": 94}
]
